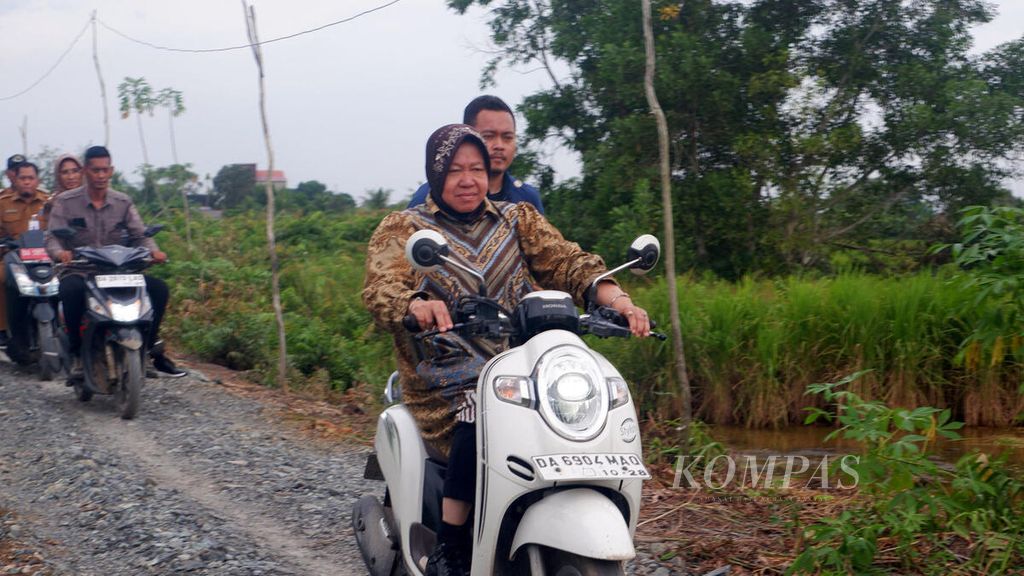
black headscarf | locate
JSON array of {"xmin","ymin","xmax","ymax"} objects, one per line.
[{"xmin": 425, "ymin": 124, "xmax": 491, "ymax": 223}]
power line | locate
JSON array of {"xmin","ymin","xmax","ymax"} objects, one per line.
[
  {"xmin": 98, "ymin": 0, "xmax": 404, "ymax": 54},
  {"xmin": 0, "ymin": 19, "xmax": 91, "ymax": 102}
]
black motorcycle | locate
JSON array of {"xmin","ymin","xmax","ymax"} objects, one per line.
[
  {"xmin": 1, "ymin": 228, "xmax": 63, "ymax": 380},
  {"xmin": 52, "ymin": 226, "xmax": 161, "ymax": 420}
]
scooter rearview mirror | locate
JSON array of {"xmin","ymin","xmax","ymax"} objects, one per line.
[
  {"xmin": 405, "ymin": 229, "xmax": 449, "ymax": 273},
  {"xmin": 627, "ymin": 234, "xmax": 660, "ymax": 275},
  {"xmin": 144, "ymin": 225, "xmax": 165, "ymax": 238}
]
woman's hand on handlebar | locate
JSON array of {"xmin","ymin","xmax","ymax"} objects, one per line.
[
  {"xmin": 56, "ymin": 250, "xmax": 73, "ymax": 264},
  {"xmin": 407, "ymin": 298, "xmax": 453, "ymax": 332},
  {"xmin": 597, "ymin": 283, "xmax": 651, "ymax": 337},
  {"xmin": 151, "ymin": 250, "xmax": 168, "ymax": 264},
  {"xmin": 614, "ymin": 301, "xmax": 651, "ymax": 338}
]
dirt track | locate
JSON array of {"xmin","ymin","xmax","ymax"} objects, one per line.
[{"xmin": 0, "ymin": 358, "xmax": 376, "ymax": 575}]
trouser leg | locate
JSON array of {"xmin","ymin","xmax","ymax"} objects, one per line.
[
  {"xmin": 6, "ymin": 282, "xmax": 29, "ymax": 337},
  {"xmin": 143, "ymin": 275, "xmax": 168, "ymax": 349},
  {"xmin": 443, "ymin": 422, "xmax": 477, "ymax": 505},
  {"xmin": 59, "ymin": 275, "xmax": 87, "ymax": 353},
  {"xmin": 0, "ymin": 264, "xmax": 8, "ymax": 332}
]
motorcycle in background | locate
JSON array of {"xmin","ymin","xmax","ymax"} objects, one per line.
[
  {"xmin": 51, "ymin": 226, "xmax": 162, "ymax": 420},
  {"xmin": 1, "ymin": 228, "xmax": 63, "ymax": 380}
]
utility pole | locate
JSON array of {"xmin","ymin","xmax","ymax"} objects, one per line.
[
  {"xmin": 19, "ymin": 116, "xmax": 27, "ymax": 155},
  {"xmin": 242, "ymin": 0, "xmax": 289, "ymax": 391},
  {"xmin": 91, "ymin": 11, "xmax": 110, "ymax": 147},
  {"xmin": 642, "ymin": 0, "xmax": 692, "ymax": 441}
]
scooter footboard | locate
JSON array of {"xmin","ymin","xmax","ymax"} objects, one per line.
[{"xmin": 509, "ymin": 488, "xmax": 635, "ymax": 561}]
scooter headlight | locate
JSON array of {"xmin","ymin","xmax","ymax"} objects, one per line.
[
  {"xmin": 32, "ymin": 265, "xmax": 53, "ymax": 281},
  {"xmin": 109, "ymin": 300, "xmax": 143, "ymax": 322},
  {"xmin": 535, "ymin": 346, "xmax": 607, "ymax": 441}
]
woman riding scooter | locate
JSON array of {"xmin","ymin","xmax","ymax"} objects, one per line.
[{"xmin": 362, "ymin": 124, "xmax": 651, "ymax": 576}]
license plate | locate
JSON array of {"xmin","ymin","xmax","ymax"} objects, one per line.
[
  {"xmin": 95, "ymin": 274, "xmax": 146, "ymax": 288},
  {"xmin": 531, "ymin": 453, "xmax": 651, "ymax": 481},
  {"xmin": 19, "ymin": 248, "xmax": 49, "ymax": 261}
]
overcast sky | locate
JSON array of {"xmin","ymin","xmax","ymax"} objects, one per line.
[{"xmin": 1, "ymin": 0, "xmax": 1022, "ymax": 201}]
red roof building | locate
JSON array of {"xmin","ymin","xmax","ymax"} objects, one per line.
[{"xmin": 255, "ymin": 169, "xmax": 287, "ymax": 189}]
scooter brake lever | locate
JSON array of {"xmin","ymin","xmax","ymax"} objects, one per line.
[{"xmin": 417, "ymin": 322, "xmax": 469, "ymax": 339}]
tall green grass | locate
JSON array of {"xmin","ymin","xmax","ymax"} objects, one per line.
[
  {"xmin": 149, "ymin": 210, "xmax": 1022, "ymax": 426},
  {"xmin": 592, "ymin": 273, "xmax": 1023, "ymax": 427}
]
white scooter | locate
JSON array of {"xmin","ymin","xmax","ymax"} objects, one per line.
[{"xmin": 353, "ymin": 231, "xmax": 664, "ymax": 576}]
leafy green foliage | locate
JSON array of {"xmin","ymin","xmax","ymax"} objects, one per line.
[
  {"xmin": 789, "ymin": 372, "xmax": 1023, "ymax": 575},
  {"xmin": 450, "ymin": 0, "xmax": 1024, "ymax": 278},
  {"xmin": 938, "ymin": 206, "xmax": 1024, "ymax": 376},
  {"xmin": 589, "ymin": 273, "xmax": 1022, "ymax": 427},
  {"xmin": 151, "ymin": 208, "xmax": 394, "ymax": 391},
  {"xmin": 211, "ymin": 163, "xmax": 257, "ymax": 209}
]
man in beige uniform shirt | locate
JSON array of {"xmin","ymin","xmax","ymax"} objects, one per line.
[{"xmin": 0, "ymin": 160, "xmax": 49, "ymax": 349}]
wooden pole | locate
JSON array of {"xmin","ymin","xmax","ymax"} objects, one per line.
[
  {"xmin": 91, "ymin": 11, "xmax": 110, "ymax": 147},
  {"xmin": 642, "ymin": 0, "xmax": 692, "ymax": 438},
  {"xmin": 19, "ymin": 116, "xmax": 27, "ymax": 156},
  {"xmin": 242, "ymin": 1, "xmax": 288, "ymax": 390}
]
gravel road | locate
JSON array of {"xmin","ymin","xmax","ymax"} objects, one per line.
[
  {"xmin": 0, "ymin": 358, "xmax": 688, "ymax": 576},
  {"xmin": 0, "ymin": 359, "xmax": 378, "ymax": 576}
]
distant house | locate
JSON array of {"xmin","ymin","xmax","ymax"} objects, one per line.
[{"xmin": 255, "ymin": 169, "xmax": 287, "ymax": 190}]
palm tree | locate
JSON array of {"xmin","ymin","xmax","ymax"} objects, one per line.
[
  {"xmin": 156, "ymin": 86, "xmax": 192, "ymax": 248},
  {"xmin": 118, "ymin": 77, "xmax": 155, "ymax": 166},
  {"xmin": 156, "ymin": 87, "xmax": 185, "ymax": 165}
]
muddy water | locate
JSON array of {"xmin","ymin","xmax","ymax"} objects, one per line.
[{"xmin": 712, "ymin": 425, "xmax": 1024, "ymax": 468}]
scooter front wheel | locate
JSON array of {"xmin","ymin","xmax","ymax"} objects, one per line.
[
  {"xmin": 37, "ymin": 320, "xmax": 61, "ymax": 381},
  {"xmin": 117, "ymin": 348, "xmax": 143, "ymax": 420},
  {"xmin": 536, "ymin": 546, "xmax": 625, "ymax": 576}
]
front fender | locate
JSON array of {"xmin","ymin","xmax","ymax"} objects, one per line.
[
  {"xmin": 32, "ymin": 303, "xmax": 54, "ymax": 323},
  {"xmin": 109, "ymin": 327, "xmax": 144, "ymax": 350},
  {"xmin": 510, "ymin": 488, "xmax": 635, "ymax": 561}
]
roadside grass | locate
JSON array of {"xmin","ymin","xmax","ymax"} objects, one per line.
[{"xmin": 152, "ymin": 209, "xmax": 1022, "ymax": 428}]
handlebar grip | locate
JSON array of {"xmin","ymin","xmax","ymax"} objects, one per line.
[{"xmin": 402, "ymin": 314, "xmax": 421, "ymax": 333}]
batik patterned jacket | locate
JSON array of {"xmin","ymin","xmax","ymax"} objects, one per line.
[{"xmin": 362, "ymin": 195, "xmax": 610, "ymax": 453}]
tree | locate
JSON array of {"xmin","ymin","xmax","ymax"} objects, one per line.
[
  {"xmin": 212, "ymin": 164, "xmax": 256, "ymax": 209},
  {"xmin": 156, "ymin": 88, "xmax": 186, "ymax": 165},
  {"xmin": 155, "ymin": 88, "xmax": 191, "ymax": 248},
  {"xmin": 118, "ymin": 77, "xmax": 155, "ymax": 167},
  {"xmin": 243, "ymin": 0, "xmax": 288, "ymax": 390},
  {"xmin": 289, "ymin": 181, "xmax": 356, "ymax": 212},
  {"xmin": 449, "ymin": 0, "xmax": 1024, "ymax": 277},
  {"xmin": 641, "ymin": 0, "xmax": 691, "ymax": 434},
  {"xmin": 326, "ymin": 191, "xmax": 357, "ymax": 213},
  {"xmin": 361, "ymin": 188, "xmax": 391, "ymax": 210},
  {"xmin": 147, "ymin": 164, "xmax": 199, "ymax": 207}
]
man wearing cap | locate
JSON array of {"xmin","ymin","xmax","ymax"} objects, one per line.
[
  {"xmin": 2, "ymin": 154, "xmax": 27, "ymax": 196},
  {"xmin": 408, "ymin": 95, "xmax": 545, "ymax": 214},
  {"xmin": 45, "ymin": 145, "xmax": 187, "ymax": 378},
  {"xmin": 0, "ymin": 160, "xmax": 49, "ymax": 349}
]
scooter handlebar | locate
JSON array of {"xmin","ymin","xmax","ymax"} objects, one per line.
[{"xmin": 402, "ymin": 314, "xmax": 421, "ymax": 333}]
